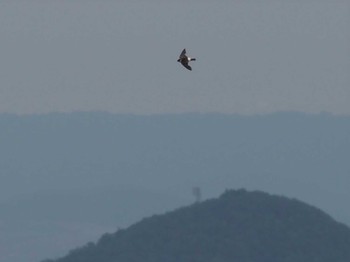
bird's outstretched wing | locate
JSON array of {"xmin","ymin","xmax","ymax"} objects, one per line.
[
  {"xmin": 179, "ymin": 48, "xmax": 186, "ymax": 59},
  {"xmin": 181, "ymin": 61, "xmax": 192, "ymax": 71}
]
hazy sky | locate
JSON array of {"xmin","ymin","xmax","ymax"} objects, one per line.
[{"xmin": 0, "ymin": 1, "xmax": 349, "ymax": 115}]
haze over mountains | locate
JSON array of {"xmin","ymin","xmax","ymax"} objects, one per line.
[
  {"xmin": 44, "ymin": 189, "xmax": 350, "ymax": 262},
  {"xmin": 0, "ymin": 112, "xmax": 349, "ymax": 262}
]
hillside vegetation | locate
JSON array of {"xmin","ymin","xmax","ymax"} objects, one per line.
[{"xmin": 43, "ymin": 189, "xmax": 350, "ymax": 262}]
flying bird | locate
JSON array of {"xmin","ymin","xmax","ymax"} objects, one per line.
[{"xmin": 177, "ymin": 49, "xmax": 196, "ymax": 71}]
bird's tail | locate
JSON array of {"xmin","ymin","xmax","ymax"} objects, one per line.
[{"xmin": 190, "ymin": 58, "xmax": 196, "ymax": 61}]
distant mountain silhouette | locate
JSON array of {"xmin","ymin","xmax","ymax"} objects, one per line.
[
  {"xmin": 1, "ymin": 112, "xmax": 349, "ymax": 262},
  {"xmin": 42, "ymin": 189, "xmax": 350, "ymax": 262}
]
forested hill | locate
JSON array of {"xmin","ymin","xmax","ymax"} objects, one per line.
[
  {"xmin": 2, "ymin": 112, "xmax": 349, "ymax": 262},
  {"xmin": 43, "ymin": 189, "xmax": 350, "ymax": 262}
]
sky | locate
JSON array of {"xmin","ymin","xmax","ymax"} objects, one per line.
[{"xmin": 0, "ymin": 0, "xmax": 349, "ymax": 115}]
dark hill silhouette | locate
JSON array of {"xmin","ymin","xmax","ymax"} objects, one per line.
[
  {"xmin": 2, "ymin": 112, "xmax": 349, "ymax": 262},
  {"xmin": 43, "ymin": 189, "xmax": 350, "ymax": 262}
]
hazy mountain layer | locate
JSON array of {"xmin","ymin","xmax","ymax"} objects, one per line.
[{"xmin": 0, "ymin": 112, "xmax": 349, "ymax": 262}]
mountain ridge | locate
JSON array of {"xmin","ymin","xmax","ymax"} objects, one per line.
[
  {"xmin": 1, "ymin": 111, "xmax": 349, "ymax": 262},
  {"xmin": 42, "ymin": 189, "xmax": 350, "ymax": 262}
]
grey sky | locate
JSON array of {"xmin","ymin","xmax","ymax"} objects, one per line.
[{"xmin": 0, "ymin": 1, "xmax": 349, "ymax": 115}]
